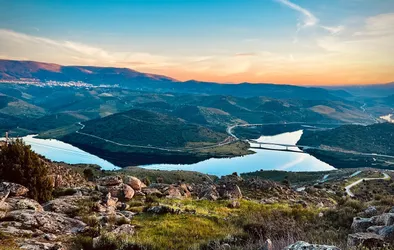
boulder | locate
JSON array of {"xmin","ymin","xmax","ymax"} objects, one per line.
[
  {"xmin": 141, "ymin": 187, "xmax": 163, "ymax": 197},
  {"xmin": 97, "ymin": 176, "xmax": 122, "ymax": 186},
  {"xmin": 165, "ymin": 185, "xmax": 183, "ymax": 199},
  {"xmin": 103, "ymin": 192, "xmax": 118, "ymax": 207},
  {"xmin": 285, "ymin": 241, "xmax": 340, "ymax": 250},
  {"xmin": 122, "ymin": 184, "xmax": 135, "ymax": 200},
  {"xmin": 198, "ymin": 185, "xmax": 219, "ymax": 201},
  {"xmin": 367, "ymin": 226, "xmax": 385, "ymax": 234},
  {"xmin": 379, "ymin": 225, "xmax": 394, "ymax": 242},
  {"xmin": 371, "ymin": 213, "xmax": 394, "ymax": 226},
  {"xmin": 112, "ymin": 224, "xmax": 135, "ymax": 235},
  {"xmin": 347, "ymin": 233, "xmax": 385, "ymax": 249},
  {"xmin": 6, "ymin": 197, "xmax": 43, "ymax": 212},
  {"xmin": 18, "ymin": 239, "xmax": 63, "ymax": 250},
  {"xmin": 0, "ymin": 182, "xmax": 29, "ymax": 197},
  {"xmin": 43, "ymin": 195, "xmax": 90, "ymax": 215},
  {"xmin": 2, "ymin": 209, "xmax": 86, "ymax": 234},
  {"xmin": 351, "ymin": 217, "xmax": 373, "ymax": 233},
  {"xmin": 218, "ymin": 184, "xmax": 242, "ymax": 200},
  {"xmin": 146, "ymin": 205, "xmax": 181, "ymax": 215},
  {"xmin": 98, "ymin": 184, "xmax": 134, "ymax": 201},
  {"xmin": 364, "ymin": 206, "xmax": 378, "ymax": 217},
  {"xmin": 124, "ymin": 176, "xmax": 146, "ymax": 191}
]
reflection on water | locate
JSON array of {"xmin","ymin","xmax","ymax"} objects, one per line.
[
  {"xmin": 5, "ymin": 130, "xmax": 335, "ymax": 176},
  {"xmin": 17, "ymin": 135, "xmax": 119, "ymax": 170},
  {"xmin": 142, "ymin": 130, "xmax": 335, "ymax": 176}
]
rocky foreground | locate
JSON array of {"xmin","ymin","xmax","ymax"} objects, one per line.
[{"xmin": 1, "ymin": 168, "xmax": 394, "ymax": 249}]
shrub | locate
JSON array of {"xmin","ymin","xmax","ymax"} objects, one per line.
[
  {"xmin": 0, "ymin": 139, "xmax": 53, "ymax": 202},
  {"xmin": 83, "ymin": 168, "xmax": 95, "ymax": 181}
]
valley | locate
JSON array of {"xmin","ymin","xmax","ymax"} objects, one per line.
[{"xmin": 1, "ymin": 59, "xmax": 394, "ymax": 250}]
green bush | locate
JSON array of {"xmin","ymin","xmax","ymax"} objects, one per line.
[{"xmin": 0, "ymin": 139, "xmax": 53, "ymax": 202}]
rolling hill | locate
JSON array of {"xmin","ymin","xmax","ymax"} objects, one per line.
[
  {"xmin": 65, "ymin": 109, "xmax": 228, "ymax": 148},
  {"xmin": 1, "ymin": 59, "xmax": 349, "ymax": 100},
  {"xmin": 298, "ymin": 122, "xmax": 394, "ymax": 156}
]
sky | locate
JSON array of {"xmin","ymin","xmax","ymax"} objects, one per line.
[{"xmin": 0, "ymin": 0, "xmax": 394, "ymax": 85}]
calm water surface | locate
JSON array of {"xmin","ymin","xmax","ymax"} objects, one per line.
[
  {"xmin": 19, "ymin": 135, "xmax": 119, "ymax": 170},
  {"xmin": 13, "ymin": 130, "xmax": 335, "ymax": 175},
  {"xmin": 142, "ymin": 130, "xmax": 335, "ymax": 176}
]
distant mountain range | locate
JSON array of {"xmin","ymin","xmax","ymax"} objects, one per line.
[
  {"xmin": 324, "ymin": 82, "xmax": 394, "ymax": 98},
  {"xmin": 0, "ymin": 59, "xmax": 347, "ymax": 100}
]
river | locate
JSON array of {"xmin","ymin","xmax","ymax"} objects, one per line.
[
  {"xmin": 17, "ymin": 135, "xmax": 120, "ymax": 170},
  {"xmin": 13, "ymin": 130, "xmax": 335, "ymax": 175},
  {"xmin": 142, "ymin": 130, "xmax": 335, "ymax": 176}
]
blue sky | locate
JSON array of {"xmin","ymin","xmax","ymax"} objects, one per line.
[{"xmin": 1, "ymin": 0, "xmax": 394, "ymax": 85}]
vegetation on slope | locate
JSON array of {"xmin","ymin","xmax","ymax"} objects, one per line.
[
  {"xmin": 299, "ymin": 123, "xmax": 394, "ymax": 155},
  {"xmin": 0, "ymin": 139, "xmax": 53, "ymax": 202}
]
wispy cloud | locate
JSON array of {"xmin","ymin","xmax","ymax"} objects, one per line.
[
  {"xmin": 274, "ymin": 0, "xmax": 345, "ymax": 36},
  {"xmin": 275, "ymin": 0, "xmax": 318, "ymax": 29},
  {"xmin": 321, "ymin": 25, "xmax": 345, "ymax": 35}
]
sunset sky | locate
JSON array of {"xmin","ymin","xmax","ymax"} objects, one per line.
[{"xmin": 1, "ymin": 0, "xmax": 393, "ymax": 85}]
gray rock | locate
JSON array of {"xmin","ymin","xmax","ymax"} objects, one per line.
[
  {"xmin": 2, "ymin": 209, "xmax": 86, "ymax": 234},
  {"xmin": 372, "ymin": 213, "xmax": 394, "ymax": 226},
  {"xmin": 347, "ymin": 233, "xmax": 385, "ymax": 249},
  {"xmin": 285, "ymin": 241, "xmax": 340, "ymax": 250},
  {"xmin": 146, "ymin": 205, "xmax": 181, "ymax": 215},
  {"xmin": 198, "ymin": 185, "xmax": 219, "ymax": 201},
  {"xmin": 351, "ymin": 217, "xmax": 373, "ymax": 233},
  {"xmin": 367, "ymin": 225, "xmax": 385, "ymax": 234},
  {"xmin": 6, "ymin": 197, "xmax": 43, "ymax": 212},
  {"xmin": 0, "ymin": 182, "xmax": 29, "ymax": 197},
  {"xmin": 364, "ymin": 206, "xmax": 378, "ymax": 217},
  {"xmin": 111, "ymin": 224, "xmax": 135, "ymax": 235},
  {"xmin": 43, "ymin": 195, "xmax": 90, "ymax": 215},
  {"xmin": 19, "ymin": 240, "xmax": 63, "ymax": 250},
  {"xmin": 97, "ymin": 176, "xmax": 123, "ymax": 186},
  {"xmin": 379, "ymin": 225, "xmax": 394, "ymax": 242}
]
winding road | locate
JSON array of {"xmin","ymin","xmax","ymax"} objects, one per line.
[
  {"xmin": 345, "ymin": 172, "xmax": 391, "ymax": 197},
  {"xmin": 76, "ymin": 122, "xmax": 235, "ymax": 152}
]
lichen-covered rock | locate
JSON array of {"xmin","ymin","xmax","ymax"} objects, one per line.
[
  {"xmin": 43, "ymin": 195, "xmax": 90, "ymax": 215},
  {"xmin": 198, "ymin": 185, "xmax": 219, "ymax": 201},
  {"xmin": 112, "ymin": 224, "xmax": 135, "ymax": 235},
  {"xmin": 6, "ymin": 197, "xmax": 43, "ymax": 212},
  {"xmin": 285, "ymin": 241, "xmax": 340, "ymax": 250},
  {"xmin": 364, "ymin": 206, "xmax": 378, "ymax": 217},
  {"xmin": 217, "ymin": 184, "xmax": 242, "ymax": 200},
  {"xmin": 371, "ymin": 213, "xmax": 394, "ymax": 226},
  {"xmin": 1, "ymin": 209, "xmax": 86, "ymax": 234},
  {"xmin": 18, "ymin": 239, "xmax": 63, "ymax": 250},
  {"xmin": 347, "ymin": 233, "xmax": 385, "ymax": 249},
  {"xmin": 351, "ymin": 217, "xmax": 373, "ymax": 233},
  {"xmin": 0, "ymin": 182, "xmax": 29, "ymax": 197}
]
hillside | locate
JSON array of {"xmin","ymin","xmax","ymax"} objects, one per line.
[
  {"xmin": 71, "ymin": 109, "xmax": 227, "ymax": 148},
  {"xmin": 0, "ymin": 59, "xmax": 350, "ymax": 100},
  {"xmin": 298, "ymin": 122, "xmax": 394, "ymax": 155}
]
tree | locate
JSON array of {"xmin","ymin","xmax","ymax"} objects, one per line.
[{"xmin": 0, "ymin": 139, "xmax": 53, "ymax": 202}]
